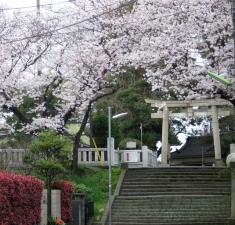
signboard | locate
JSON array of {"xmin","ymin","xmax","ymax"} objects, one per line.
[{"xmin": 124, "ymin": 152, "xmax": 138, "ymax": 162}]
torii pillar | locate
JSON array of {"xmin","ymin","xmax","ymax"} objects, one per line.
[
  {"xmin": 161, "ymin": 107, "xmax": 169, "ymax": 166},
  {"xmin": 145, "ymin": 98, "xmax": 233, "ymax": 167},
  {"xmin": 211, "ymin": 105, "xmax": 222, "ymax": 166}
]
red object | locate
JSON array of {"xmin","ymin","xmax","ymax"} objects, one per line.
[
  {"xmin": 0, "ymin": 171, "xmax": 44, "ymax": 225},
  {"xmin": 51, "ymin": 180, "xmax": 74, "ymax": 222}
]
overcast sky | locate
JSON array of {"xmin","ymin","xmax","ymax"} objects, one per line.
[{"xmin": 0, "ymin": 0, "xmax": 71, "ymax": 10}]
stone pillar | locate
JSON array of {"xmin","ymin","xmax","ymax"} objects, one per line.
[
  {"xmin": 226, "ymin": 144, "xmax": 235, "ymax": 225},
  {"xmin": 142, "ymin": 146, "xmax": 148, "ymax": 167},
  {"xmin": 40, "ymin": 189, "xmax": 48, "ymax": 225},
  {"xmin": 51, "ymin": 190, "xmax": 61, "ymax": 220},
  {"xmin": 161, "ymin": 107, "xmax": 169, "ymax": 166},
  {"xmin": 74, "ymin": 193, "xmax": 86, "ymax": 225},
  {"xmin": 107, "ymin": 137, "xmax": 115, "ymax": 166},
  {"xmin": 231, "ymin": 176, "xmax": 235, "ymax": 225},
  {"xmin": 211, "ymin": 105, "xmax": 222, "ymax": 166}
]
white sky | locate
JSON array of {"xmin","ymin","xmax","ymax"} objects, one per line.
[{"xmin": 0, "ymin": 0, "xmax": 72, "ymax": 10}]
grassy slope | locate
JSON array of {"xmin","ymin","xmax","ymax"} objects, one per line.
[
  {"xmin": 68, "ymin": 164, "xmax": 121, "ymax": 221},
  {"xmin": 66, "ymin": 124, "xmax": 90, "ymax": 145}
]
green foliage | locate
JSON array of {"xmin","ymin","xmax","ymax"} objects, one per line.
[
  {"xmin": 0, "ymin": 132, "xmax": 32, "ymax": 149},
  {"xmin": 92, "ymin": 114, "xmax": 120, "ymax": 148},
  {"xmin": 68, "ymin": 164, "xmax": 121, "ymax": 221},
  {"xmin": 47, "ymin": 216, "xmax": 55, "ymax": 225},
  {"xmin": 92, "ymin": 78, "xmax": 181, "ymax": 149},
  {"xmin": 73, "ymin": 184, "xmax": 93, "ymax": 201},
  {"xmin": 6, "ymin": 96, "xmax": 36, "ymax": 131},
  {"xmin": 217, "ymin": 167, "xmax": 233, "ymax": 178},
  {"xmin": 219, "ymin": 115, "xmax": 235, "ymax": 160},
  {"xmin": 7, "ymin": 138, "xmax": 17, "ymax": 147},
  {"xmin": 115, "ymin": 80, "xmax": 168, "ymax": 148},
  {"xmin": 6, "ymin": 95, "xmax": 61, "ymax": 132},
  {"xmin": 28, "ymin": 130, "xmax": 72, "ymax": 187}
]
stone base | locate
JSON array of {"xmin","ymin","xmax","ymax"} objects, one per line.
[
  {"xmin": 158, "ymin": 163, "xmax": 170, "ymax": 167},
  {"xmin": 228, "ymin": 218, "xmax": 235, "ymax": 225},
  {"xmin": 121, "ymin": 163, "xmax": 128, "ymax": 170},
  {"xmin": 215, "ymin": 159, "xmax": 223, "ymax": 167}
]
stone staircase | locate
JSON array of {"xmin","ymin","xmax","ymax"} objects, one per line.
[{"xmin": 109, "ymin": 167, "xmax": 231, "ymax": 225}]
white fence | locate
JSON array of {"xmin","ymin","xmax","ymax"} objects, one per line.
[
  {"xmin": 0, "ymin": 139, "xmax": 158, "ymax": 168},
  {"xmin": 77, "ymin": 138, "xmax": 158, "ymax": 167},
  {"xmin": 0, "ymin": 149, "xmax": 29, "ymax": 168}
]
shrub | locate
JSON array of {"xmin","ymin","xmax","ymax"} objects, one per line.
[
  {"xmin": 73, "ymin": 183, "xmax": 94, "ymax": 201},
  {"xmin": 51, "ymin": 180, "xmax": 74, "ymax": 222},
  {"xmin": 0, "ymin": 171, "xmax": 43, "ymax": 225}
]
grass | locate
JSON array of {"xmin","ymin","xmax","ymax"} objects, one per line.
[{"xmin": 68, "ymin": 164, "xmax": 122, "ymax": 221}]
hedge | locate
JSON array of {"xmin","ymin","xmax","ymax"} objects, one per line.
[
  {"xmin": 51, "ymin": 180, "xmax": 74, "ymax": 222},
  {"xmin": 0, "ymin": 171, "xmax": 44, "ymax": 225}
]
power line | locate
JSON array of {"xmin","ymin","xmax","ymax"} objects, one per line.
[
  {"xmin": 0, "ymin": 1, "xmax": 230, "ymax": 46},
  {"xmin": 0, "ymin": 0, "xmax": 132, "ymax": 29},
  {"xmin": 0, "ymin": 1, "xmax": 71, "ymax": 11},
  {"xmin": 1, "ymin": 0, "xmax": 137, "ymax": 44}
]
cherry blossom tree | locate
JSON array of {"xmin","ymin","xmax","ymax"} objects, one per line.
[
  {"xmin": 0, "ymin": 0, "xmax": 132, "ymax": 172},
  {"xmin": 117, "ymin": 0, "xmax": 234, "ymax": 100},
  {"xmin": 0, "ymin": 0, "xmax": 234, "ymax": 172}
]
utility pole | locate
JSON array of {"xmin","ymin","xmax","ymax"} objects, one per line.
[
  {"xmin": 36, "ymin": 0, "xmax": 43, "ymax": 116},
  {"xmin": 232, "ymin": 0, "xmax": 235, "ymax": 74},
  {"xmin": 140, "ymin": 123, "xmax": 142, "ymax": 149},
  {"xmin": 37, "ymin": 0, "xmax": 40, "ymax": 15}
]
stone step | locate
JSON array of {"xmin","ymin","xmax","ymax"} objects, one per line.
[
  {"xmin": 123, "ymin": 177, "xmax": 229, "ymax": 181},
  {"xmin": 113, "ymin": 198, "xmax": 230, "ymax": 208},
  {"xmin": 122, "ymin": 181, "xmax": 230, "ymax": 186},
  {"xmin": 105, "ymin": 168, "xmax": 231, "ymax": 225},
  {"xmin": 115, "ymin": 195, "xmax": 230, "ymax": 200},
  {"xmin": 109, "ymin": 217, "xmax": 228, "ymax": 223},
  {"xmin": 128, "ymin": 167, "xmax": 225, "ymax": 171},
  {"xmin": 112, "ymin": 208, "xmax": 229, "ymax": 213},
  {"xmin": 120, "ymin": 187, "xmax": 230, "ymax": 191},
  {"xmin": 124, "ymin": 172, "xmax": 226, "ymax": 176},
  {"xmin": 119, "ymin": 190, "xmax": 230, "ymax": 194},
  {"xmin": 113, "ymin": 202, "xmax": 230, "ymax": 206},
  {"xmin": 121, "ymin": 184, "xmax": 230, "ymax": 188},
  {"xmin": 119, "ymin": 191, "xmax": 230, "ymax": 196},
  {"xmin": 111, "ymin": 213, "xmax": 229, "ymax": 217},
  {"xmin": 107, "ymin": 222, "xmax": 228, "ymax": 225},
  {"xmin": 124, "ymin": 173, "xmax": 226, "ymax": 176}
]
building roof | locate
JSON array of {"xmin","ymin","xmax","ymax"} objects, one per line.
[{"xmin": 171, "ymin": 136, "xmax": 214, "ymax": 158}]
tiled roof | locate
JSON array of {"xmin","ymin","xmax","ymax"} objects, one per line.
[{"xmin": 171, "ymin": 136, "xmax": 214, "ymax": 158}]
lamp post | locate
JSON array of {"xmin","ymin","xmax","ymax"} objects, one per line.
[
  {"xmin": 140, "ymin": 123, "xmax": 143, "ymax": 149},
  {"xmin": 108, "ymin": 108, "xmax": 128, "ymax": 225}
]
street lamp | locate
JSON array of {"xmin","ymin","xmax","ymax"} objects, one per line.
[{"xmin": 108, "ymin": 107, "xmax": 128, "ymax": 225}]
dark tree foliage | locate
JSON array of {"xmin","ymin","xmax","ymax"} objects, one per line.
[{"xmin": 92, "ymin": 114, "xmax": 120, "ymax": 148}]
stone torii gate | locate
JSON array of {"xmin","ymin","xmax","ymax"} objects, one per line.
[{"xmin": 145, "ymin": 98, "xmax": 234, "ymax": 167}]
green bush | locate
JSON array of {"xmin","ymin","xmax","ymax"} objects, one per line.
[
  {"xmin": 68, "ymin": 164, "xmax": 121, "ymax": 221},
  {"xmin": 73, "ymin": 184, "xmax": 93, "ymax": 201}
]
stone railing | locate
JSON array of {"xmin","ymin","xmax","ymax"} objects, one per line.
[
  {"xmin": 118, "ymin": 146, "xmax": 158, "ymax": 168},
  {"xmin": 77, "ymin": 139, "xmax": 158, "ymax": 168},
  {"xmin": 0, "ymin": 149, "xmax": 29, "ymax": 169},
  {"xmin": 0, "ymin": 140, "xmax": 158, "ymax": 168},
  {"xmin": 77, "ymin": 147, "xmax": 109, "ymax": 166}
]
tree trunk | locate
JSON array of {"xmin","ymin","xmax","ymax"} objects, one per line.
[
  {"xmin": 71, "ymin": 87, "xmax": 119, "ymax": 174},
  {"xmin": 72, "ymin": 104, "xmax": 92, "ymax": 174}
]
